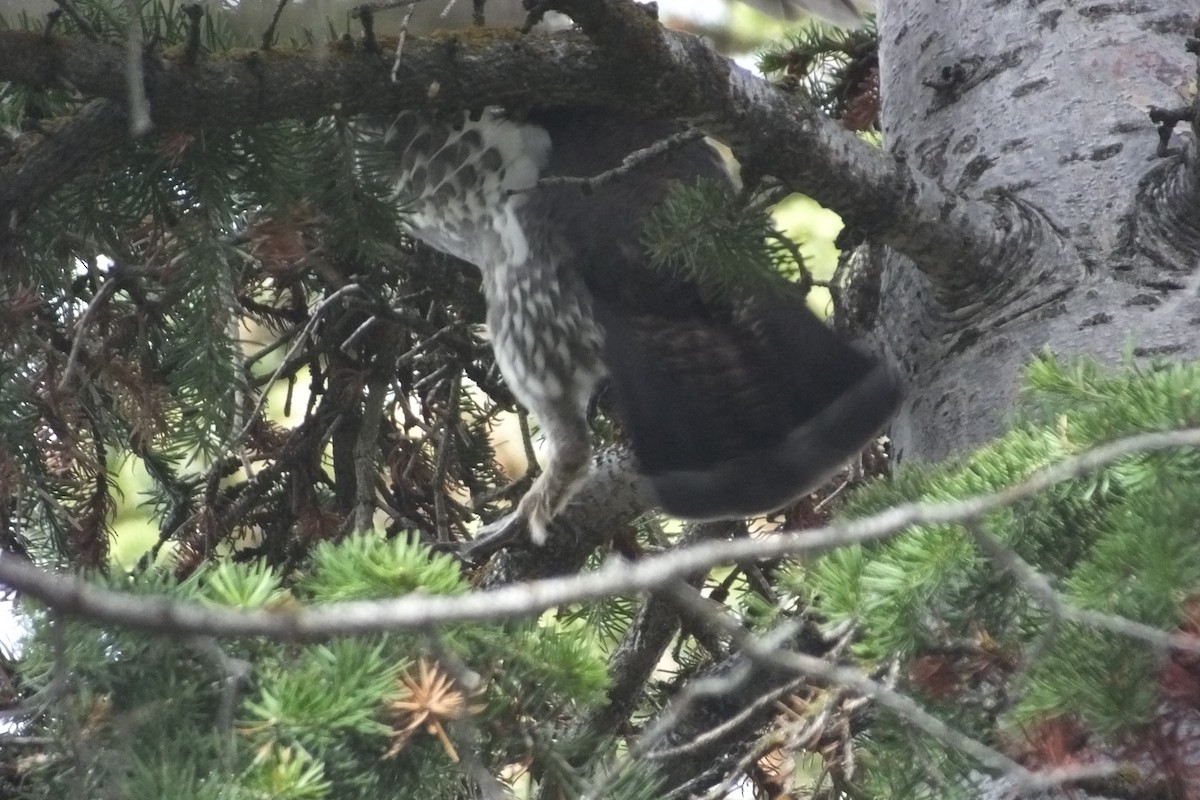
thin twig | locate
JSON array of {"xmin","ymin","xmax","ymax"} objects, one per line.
[
  {"xmin": 432, "ymin": 373, "xmax": 461, "ymax": 543},
  {"xmin": 427, "ymin": 636, "xmax": 511, "ymax": 800},
  {"xmin": 261, "ymin": 0, "xmax": 290, "ymax": 50},
  {"xmin": 629, "ymin": 620, "xmax": 804, "ymax": 762},
  {"xmin": 645, "ymin": 671, "xmax": 813, "ymax": 761},
  {"xmin": 229, "ymin": 283, "xmax": 362, "ymax": 452},
  {"xmin": 353, "ymin": 347, "xmax": 392, "ymax": 534},
  {"xmin": 535, "ymin": 128, "xmax": 705, "ymax": 192},
  {"xmin": 689, "ymin": 687, "xmax": 857, "ymax": 800},
  {"xmin": 341, "ymin": 315, "xmax": 378, "ymax": 355},
  {"xmin": 123, "ymin": 0, "xmax": 152, "ymax": 135},
  {"xmin": 188, "ymin": 636, "xmax": 252, "ymax": 772},
  {"xmin": 378, "ymin": 0, "xmax": 424, "ymax": 82},
  {"xmin": 50, "ymin": 0, "xmax": 97, "ymax": 39},
  {"xmin": 58, "ymin": 270, "xmax": 124, "ymax": 391},
  {"xmin": 230, "ymin": 313, "xmax": 256, "ymax": 480},
  {"xmin": 516, "ymin": 408, "xmax": 540, "ymax": 478},
  {"xmin": 243, "ymin": 324, "xmax": 302, "ymax": 369},
  {"xmin": 0, "ymin": 735, "xmax": 56, "ymax": 747},
  {"xmin": 964, "ymin": 520, "xmax": 1061, "ymax": 696},
  {"xmin": 570, "ymin": 521, "xmax": 741, "ymax": 751},
  {"xmin": 768, "ymin": 227, "xmax": 815, "ymax": 295},
  {"xmin": 576, "ymin": 635, "xmax": 793, "ymax": 800},
  {"xmin": 51, "ymin": 0, "xmax": 98, "ymax": 40}
]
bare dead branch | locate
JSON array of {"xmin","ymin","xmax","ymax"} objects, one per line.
[
  {"xmin": 1, "ymin": 429, "xmax": 1198, "ymax": 645},
  {"xmin": 658, "ymin": 585, "xmax": 1136, "ymax": 797},
  {"xmin": 655, "ymin": 588, "xmax": 1028, "ymax": 780}
]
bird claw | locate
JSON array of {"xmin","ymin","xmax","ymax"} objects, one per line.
[
  {"xmin": 457, "ymin": 510, "xmax": 582, "ymax": 564},
  {"xmin": 458, "ymin": 511, "xmax": 530, "ymax": 563}
]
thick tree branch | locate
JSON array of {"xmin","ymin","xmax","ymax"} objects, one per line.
[
  {"xmin": 0, "ymin": 27, "xmax": 610, "ymax": 232},
  {"xmin": 0, "ymin": 22, "xmax": 1035, "ymax": 287},
  {"xmin": 3, "ymin": 428, "xmax": 1200, "ymax": 642},
  {"xmin": 0, "ymin": 99, "xmax": 127, "ymax": 234},
  {"xmin": 536, "ymin": 0, "xmax": 1055, "ymax": 289}
]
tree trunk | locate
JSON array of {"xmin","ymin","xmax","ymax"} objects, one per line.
[{"xmin": 867, "ymin": 0, "xmax": 1199, "ymax": 464}]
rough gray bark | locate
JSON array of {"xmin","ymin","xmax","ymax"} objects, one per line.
[{"xmin": 869, "ymin": 0, "xmax": 1200, "ymax": 463}]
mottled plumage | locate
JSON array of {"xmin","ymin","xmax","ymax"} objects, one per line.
[{"xmin": 378, "ymin": 108, "xmax": 900, "ymax": 546}]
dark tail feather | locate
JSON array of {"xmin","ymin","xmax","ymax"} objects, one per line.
[{"xmin": 596, "ymin": 296, "xmax": 902, "ymax": 519}]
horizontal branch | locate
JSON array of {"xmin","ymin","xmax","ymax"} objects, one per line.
[
  {"xmin": 0, "ymin": 28, "xmax": 617, "ymax": 127},
  {"xmin": 3, "ymin": 428, "xmax": 1200, "ymax": 643},
  {"xmin": 0, "ymin": 15, "xmax": 1013, "ymax": 284},
  {"xmin": 0, "ymin": 96, "xmax": 128, "ymax": 242}
]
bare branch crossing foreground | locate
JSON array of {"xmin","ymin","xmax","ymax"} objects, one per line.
[{"xmin": 4, "ymin": 428, "xmax": 1200, "ymax": 647}]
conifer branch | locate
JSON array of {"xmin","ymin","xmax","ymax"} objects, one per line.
[
  {"xmin": 571, "ymin": 521, "xmax": 741, "ymax": 743},
  {"xmin": 51, "ymin": 0, "xmax": 99, "ymax": 40},
  {"xmin": 653, "ymin": 588, "xmax": 1031, "ymax": 782},
  {"xmin": 0, "ymin": 99, "xmax": 127, "ymax": 239},
  {"xmin": 0, "ymin": 18, "xmax": 1041, "ymax": 289},
  {"xmin": 4, "ymin": 428, "xmax": 1200, "ymax": 643},
  {"xmin": 651, "ymin": 587, "xmax": 1134, "ymax": 798},
  {"xmin": 530, "ymin": 0, "xmax": 1050, "ymax": 290}
]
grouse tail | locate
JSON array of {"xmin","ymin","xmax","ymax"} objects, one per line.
[{"xmin": 596, "ymin": 295, "xmax": 902, "ymax": 519}]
